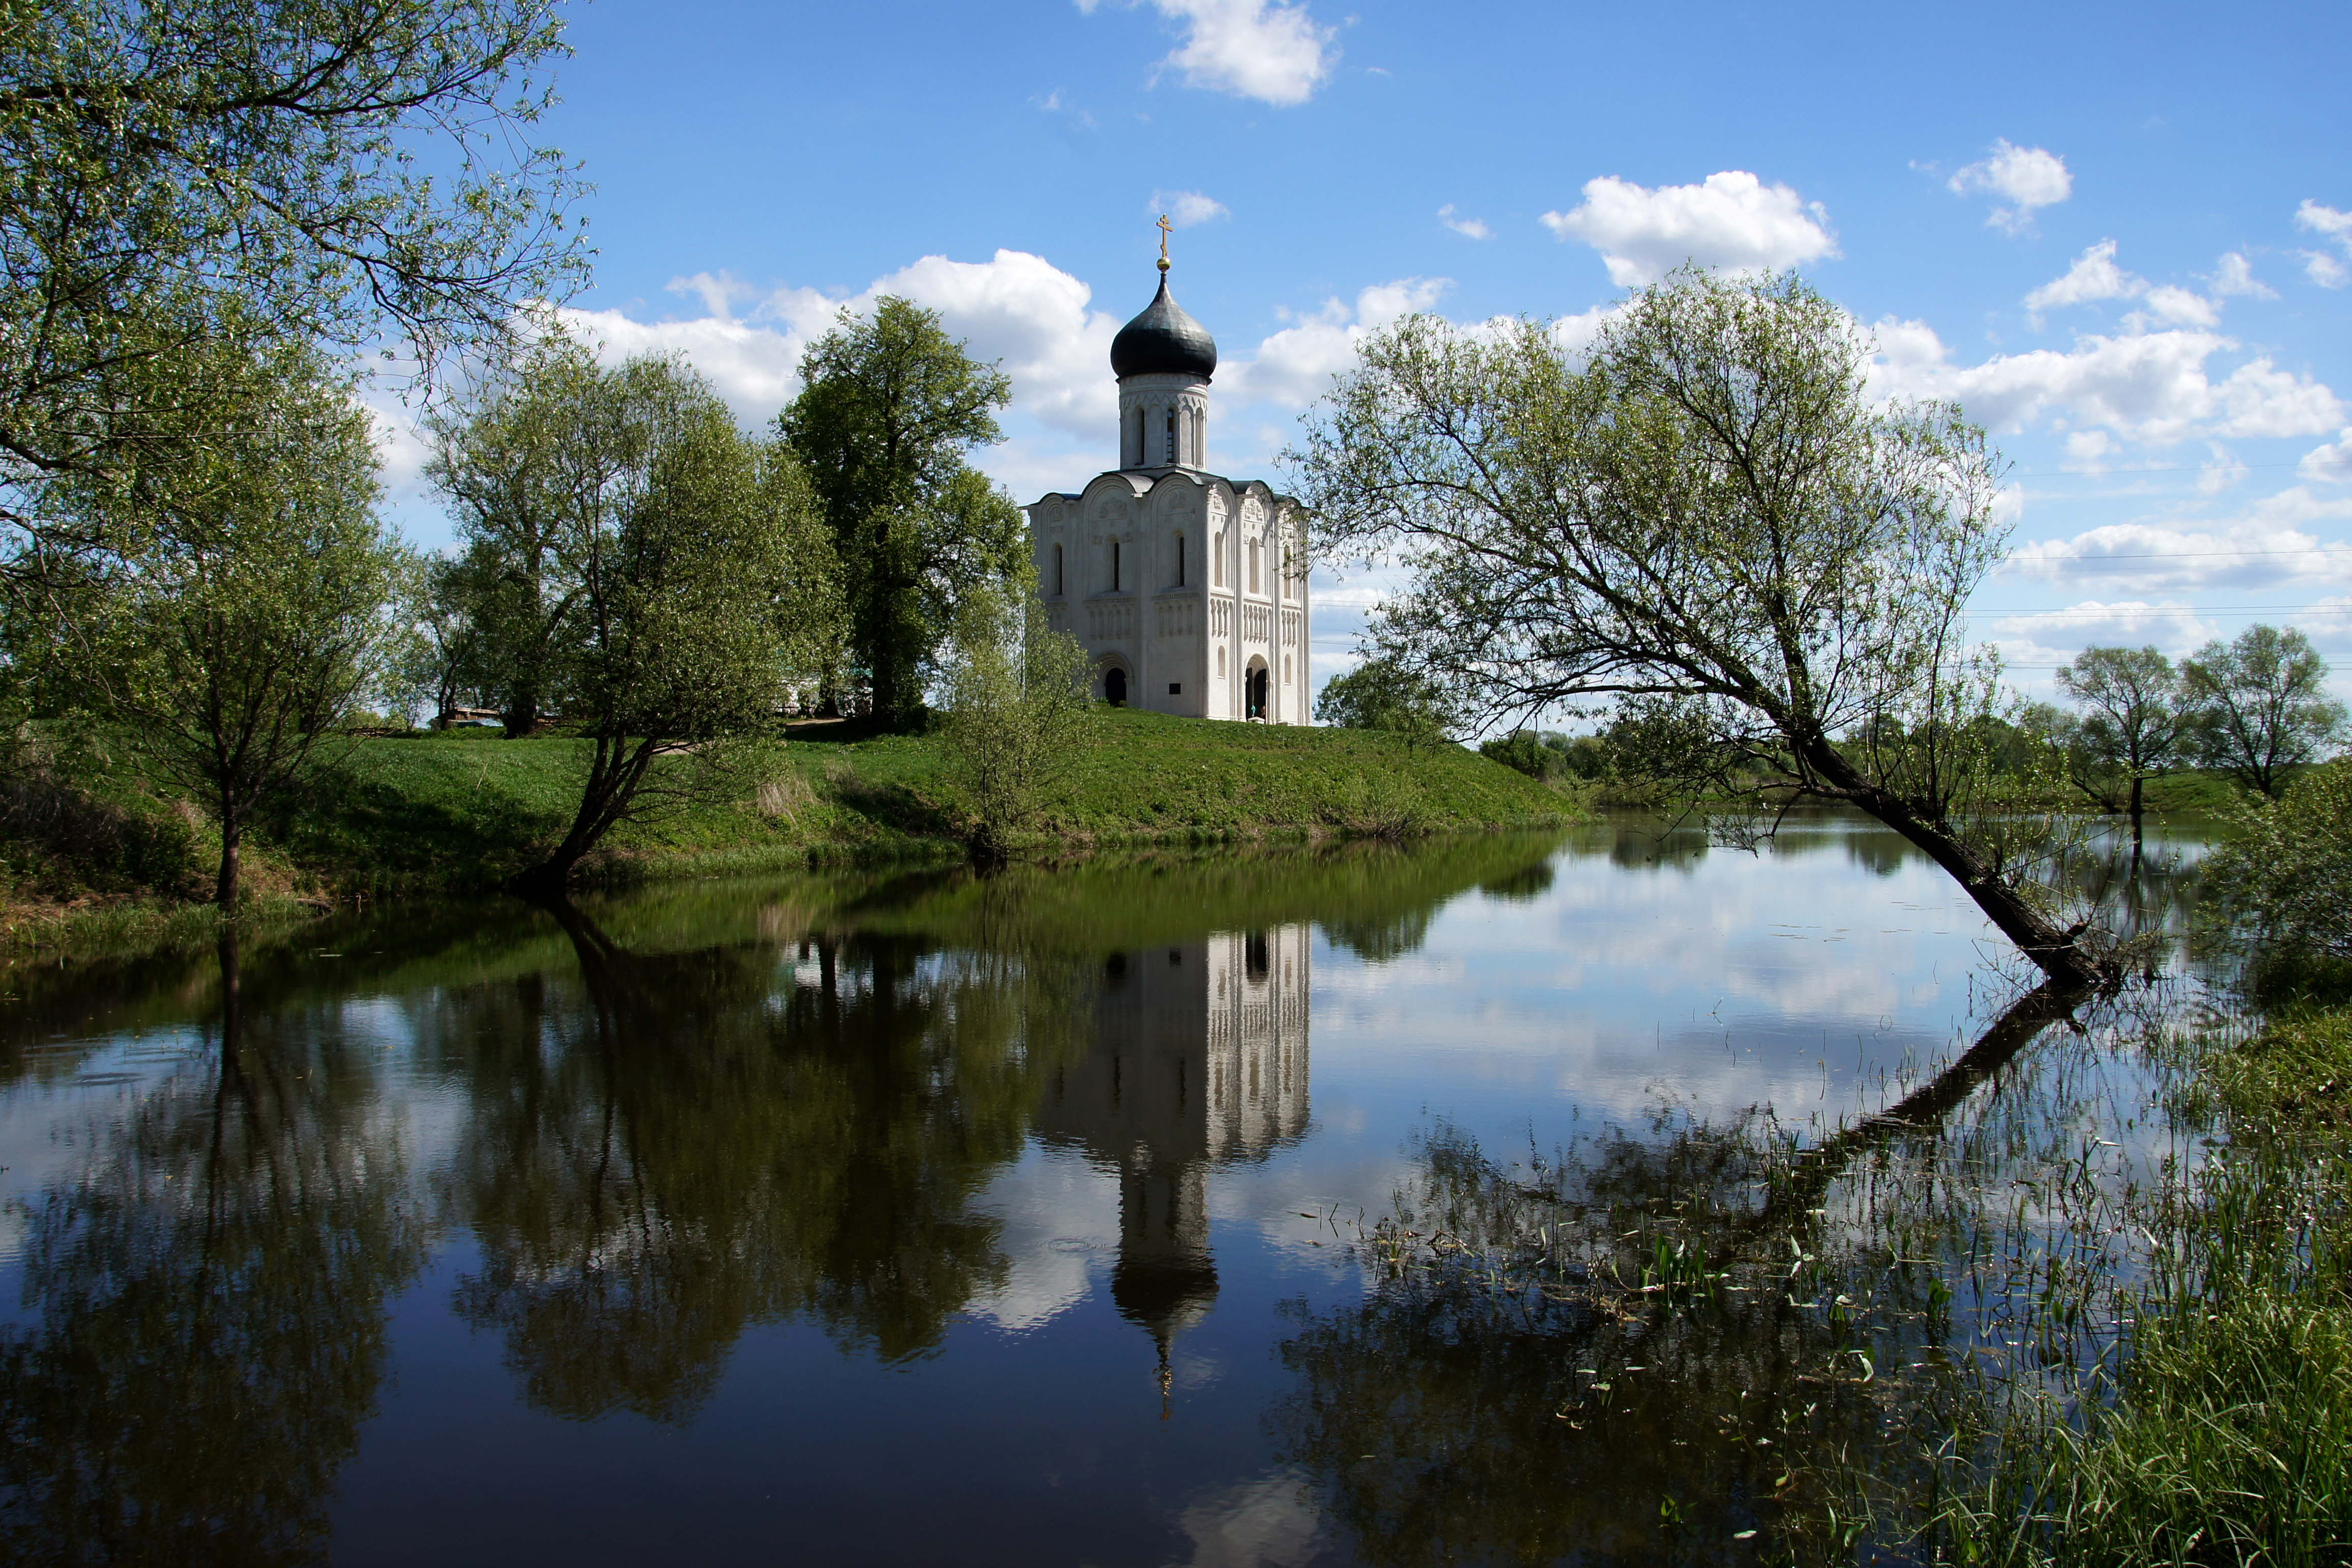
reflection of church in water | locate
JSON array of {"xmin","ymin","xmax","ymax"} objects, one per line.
[{"xmin": 1034, "ymin": 927, "xmax": 1311, "ymax": 1396}]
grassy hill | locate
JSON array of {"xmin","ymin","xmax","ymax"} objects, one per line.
[{"xmin": 0, "ymin": 709, "xmax": 1583, "ymax": 935}]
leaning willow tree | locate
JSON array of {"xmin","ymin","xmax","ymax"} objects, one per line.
[{"xmin": 1291, "ymin": 268, "xmax": 2108, "ymax": 988}]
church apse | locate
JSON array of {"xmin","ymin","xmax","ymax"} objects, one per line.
[{"xmin": 1032, "ymin": 925, "xmax": 1312, "ymax": 1396}]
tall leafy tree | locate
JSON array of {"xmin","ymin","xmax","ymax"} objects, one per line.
[
  {"xmin": 424, "ymin": 330, "xmax": 610, "ymax": 734},
  {"xmin": 429, "ymin": 340, "xmax": 839, "ymax": 891},
  {"xmin": 2056, "ymin": 644, "xmax": 2190, "ymax": 852},
  {"xmin": 2183, "ymin": 624, "xmax": 2347, "ymax": 798},
  {"xmin": 0, "ymin": 0, "xmax": 586, "ymax": 560},
  {"xmin": 780, "ymin": 297, "xmax": 1023, "ymax": 728},
  {"xmin": 1290, "ymin": 267, "xmax": 2109, "ymax": 988},
  {"xmin": 42, "ymin": 330, "xmax": 402, "ymax": 905}
]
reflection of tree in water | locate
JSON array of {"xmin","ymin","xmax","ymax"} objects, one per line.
[
  {"xmin": 1476, "ymin": 861, "xmax": 1554, "ymax": 903},
  {"xmin": 446, "ymin": 899, "xmax": 1093, "ymax": 1425},
  {"xmin": 1273, "ymin": 984, "xmax": 2100, "ymax": 1567},
  {"xmin": 0, "ymin": 938, "xmax": 424, "ymax": 1567}
]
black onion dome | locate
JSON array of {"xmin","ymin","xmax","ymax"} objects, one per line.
[{"xmin": 1110, "ymin": 276, "xmax": 1218, "ymax": 380}]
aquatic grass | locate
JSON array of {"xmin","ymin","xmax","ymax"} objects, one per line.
[{"xmin": 1907, "ymin": 1003, "xmax": 2352, "ymax": 1568}]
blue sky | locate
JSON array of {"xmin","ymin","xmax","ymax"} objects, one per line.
[{"xmin": 385, "ymin": 0, "xmax": 2352, "ymax": 704}]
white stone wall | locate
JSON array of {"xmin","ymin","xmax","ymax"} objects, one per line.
[{"xmin": 1023, "ymin": 364, "xmax": 1309, "ymax": 725}]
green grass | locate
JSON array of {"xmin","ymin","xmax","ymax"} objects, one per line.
[
  {"xmin": 0, "ymin": 712, "xmax": 1582, "ymax": 935},
  {"xmin": 1917, "ymin": 1004, "xmax": 2352, "ymax": 1568}
]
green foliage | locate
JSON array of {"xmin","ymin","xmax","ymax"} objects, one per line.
[
  {"xmin": 2183, "ymin": 624, "xmax": 2347, "ymax": 798},
  {"xmin": 1478, "ymin": 727, "xmax": 1606, "ymax": 785},
  {"xmin": 426, "ymin": 336, "xmax": 842, "ymax": 889},
  {"xmin": 26, "ymin": 332, "xmax": 401, "ymax": 906},
  {"xmin": 1313, "ymin": 656, "xmax": 1456, "ymax": 746},
  {"xmin": 1291, "ymin": 267, "xmax": 2108, "ymax": 985},
  {"xmin": 779, "ymin": 297, "xmax": 1023, "ymax": 727},
  {"xmin": 940, "ymin": 582, "xmax": 1093, "ymax": 860},
  {"xmin": 0, "ymin": 0, "xmax": 585, "ymax": 547},
  {"xmin": 2203, "ymin": 761, "xmax": 2352, "ymax": 964}
]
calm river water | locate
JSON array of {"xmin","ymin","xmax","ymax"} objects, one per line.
[{"xmin": 0, "ymin": 812, "xmax": 2212, "ymax": 1566}]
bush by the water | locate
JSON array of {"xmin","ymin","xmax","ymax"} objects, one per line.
[{"xmin": 2203, "ymin": 760, "xmax": 2352, "ymax": 965}]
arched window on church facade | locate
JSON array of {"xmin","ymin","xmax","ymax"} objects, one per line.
[
  {"xmin": 1052, "ymin": 543, "xmax": 1064, "ymax": 596},
  {"xmin": 1111, "ymin": 538, "xmax": 1122, "ymax": 593},
  {"xmin": 1249, "ymin": 539, "xmax": 1260, "ymax": 595},
  {"xmin": 1164, "ymin": 409, "xmax": 1177, "ymax": 465},
  {"xmin": 1214, "ymin": 531, "xmax": 1224, "ymax": 587},
  {"xmin": 1174, "ymin": 532, "xmax": 1186, "ymax": 588}
]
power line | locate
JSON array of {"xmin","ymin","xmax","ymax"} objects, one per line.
[
  {"xmin": 1961, "ymin": 604, "xmax": 2347, "ymax": 618},
  {"xmin": 2000, "ymin": 546, "xmax": 2352, "ymax": 563}
]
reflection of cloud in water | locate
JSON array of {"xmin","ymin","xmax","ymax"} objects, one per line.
[
  {"xmin": 1307, "ymin": 821, "xmax": 2050, "ymax": 1126},
  {"xmin": 1169, "ymin": 1472, "xmax": 1325, "ymax": 1568},
  {"xmin": 962, "ymin": 1147, "xmax": 1114, "ymax": 1333}
]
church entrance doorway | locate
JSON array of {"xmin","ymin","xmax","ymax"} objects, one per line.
[
  {"xmin": 1104, "ymin": 666, "xmax": 1128, "ymax": 707},
  {"xmin": 1244, "ymin": 659, "xmax": 1269, "ymax": 720}
]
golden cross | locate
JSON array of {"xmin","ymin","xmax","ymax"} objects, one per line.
[{"xmin": 1156, "ymin": 213, "xmax": 1173, "ymax": 270}]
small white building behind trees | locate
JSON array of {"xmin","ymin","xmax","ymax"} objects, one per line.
[{"xmin": 1024, "ymin": 243, "xmax": 1310, "ymax": 723}]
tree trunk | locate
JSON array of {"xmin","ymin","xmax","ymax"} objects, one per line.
[
  {"xmin": 508, "ymin": 735, "xmax": 659, "ymax": 895},
  {"xmin": 2128, "ymin": 773, "xmax": 2145, "ymax": 864},
  {"xmin": 1804, "ymin": 740, "xmax": 2112, "ymax": 989},
  {"xmin": 216, "ymin": 806, "xmax": 242, "ymax": 909}
]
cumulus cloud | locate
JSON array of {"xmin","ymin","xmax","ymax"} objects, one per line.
[
  {"xmin": 1871, "ymin": 317, "xmax": 2345, "ymax": 446},
  {"xmin": 2305, "ymin": 429, "xmax": 2352, "ymax": 484},
  {"xmin": 1437, "ymin": 203, "xmax": 1492, "ymax": 240},
  {"xmin": 1948, "ymin": 140, "xmax": 2072, "ymax": 233},
  {"xmin": 558, "ymin": 250, "xmax": 1124, "ymax": 438},
  {"xmin": 2299, "ymin": 201, "xmax": 2352, "ymax": 288},
  {"xmin": 1221, "ymin": 277, "xmax": 1450, "ymax": 408},
  {"xmin": 1153, "ymin": 189, "xmax": 1230, "ymax": 227},
  {"xmin": 1145, "ymin": 0, "xmax": 1336, "ymax": 106},
  {"xmin": 1540, "ymin": 171, "xmax": 1838, "ymax": 286},
  {"xmin": 2208, "ymin": 251, "xmax": 2277, "ymax": 300},
  {"xmin": 2024, "ymin": 240, "xmax": 2137, "ymax": 313},
  {"xmin": 2022, "ymin": 240, "xmax": 2218, "ymax": 328},
  {"xmin": 2002, "ymin": 500, "xmax": 2352, "ymax": 595},
  {"xmin": 1981, "ymin": 600, "xmax": 2217, "ymax": 651}
]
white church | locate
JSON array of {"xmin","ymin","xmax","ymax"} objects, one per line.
[{"xmin": 1024, "ymin": 242, "xmax": 1310, "ymax": 724}]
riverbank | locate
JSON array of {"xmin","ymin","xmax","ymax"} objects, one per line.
[{"xmin": 0, "ymin": 710, "xmax": 1580, "ymax": 949}]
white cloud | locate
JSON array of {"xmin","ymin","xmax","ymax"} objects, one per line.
[
  {"xmin": 1154, "ymin": 189, "xmax": 1231, "ymax": 227},
  {"xmin": 2024, "ymin": 240, "xmax": 2138, "ymax": 313},
  {"xmin": 2304, "ymin": 251, "xmax": 2351, "ymax": 289},
  {"xmin": 1948, "ymin": 140, "xmax": 2072, "ymax": 233},
  {"xmin": 2198, "ymin": 443, "xmax": 2249, "ymax": 496},
  {"xmin": 2062, "ymin": 429, "xmax": 2116, "ymax": 474},
  {"xmin": 2304, "ymin": 429, "xmax": 2352, "ymax": 484},
  {"xmin": 1221, "ymin": 277, "xmax": 1450, "ymax": 408},
  {"xmin": 1871, "ymin": 317, "xmax": 2345, "ymax": 446},
  {"xmin": 1437, "ymin": 203, "xmax": 1492, "ymax": 240},
  {"xmin": 2022, "ymin": 240, "xmax": 2218, "ymax": 328},
  {"xmin": 1146, "ymin": 0, "xmax": 1336, "ymax": 106},
  {"xmin": 2298, "ymin": 200, "xmax": 2352, "ymax": 245},
  {"xmin": 1540, "ymin": 170, "xmax": 1838, "ymax": 286},
  {"xmin": 2139, "ymin": 285, "xmax": 2220, "ymax": 329},
  {"xmin": 558, "ymin": 250, "xmax": 1124, "ymax": 438},
  {"xmin": 2298, "ymin": 202, "xmax": 2352, "ymax": 288},
  {"xmin": 2003, "ymin": 501, "xmax": 2352, "ymax": 595},
  {"xmin": 2208, "ymin": 252, "xmax": 2277, "ymax": 300},
  {"xmin": 1983, "ymin": 600, "xmax": 2217, "ymax": 653}
]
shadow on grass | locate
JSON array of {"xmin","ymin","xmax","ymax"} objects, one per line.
[{"xmin": 267, "ymin": 755, "xmax": 567, "ymax": 894}]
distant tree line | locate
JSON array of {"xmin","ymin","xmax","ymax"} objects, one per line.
[{"xmin": 1329, "ymin": 627, "xmax": 2347, "ymax": 837}]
